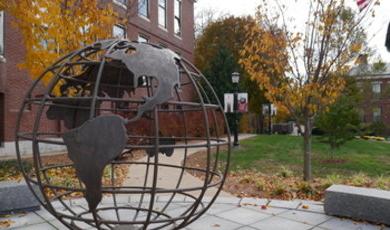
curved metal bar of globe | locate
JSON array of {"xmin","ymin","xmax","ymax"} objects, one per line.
[
  {"xmin": 145, "ymin": 132, "xmax": 176, "ymax": 157},
  {"xmin": 106, "ymin": 42, "xmax": 181, "ymax": 123},
  {"xmin": 62, "ymin": 115, "xmax": 128, "ymax": 211}
]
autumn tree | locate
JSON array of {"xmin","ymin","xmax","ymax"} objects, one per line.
[
  {"xmin": 0, "ymin": 0, "xmax": 118, "ymax": 84},
  {"xmin": 195, "ymin": 16, "xmax": 267, "ymax": 131},
  {"xmin": 316, "ymin": 78, "xmax": 362, "ymax": 153},
  {"xmin": 195, "ymin": 8, "xmax": 219, "ymax": 38},
  {"xmin": 240, "ymin": 0, "xmax": 372, "ymax": 180}
]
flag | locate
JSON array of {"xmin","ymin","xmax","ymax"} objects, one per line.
[
  {"xmin": 386, "ymin": 22, "xmax": 390, "ymax": 52},
  {"xmin": 357, "ymin": 0, "xmax": 370, "ymax": 11}
]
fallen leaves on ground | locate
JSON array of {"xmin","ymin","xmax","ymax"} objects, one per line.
[
  {"xmin": 1, "ymin": 151, "xmax": 146, "ymax": 199},
  {"xmin": 185, "ymin": 149, "xmax": 390, "ymax": 201},
  {"xmin": 0, "ymin": 220, "xmax": 14, "ymax": 229}
]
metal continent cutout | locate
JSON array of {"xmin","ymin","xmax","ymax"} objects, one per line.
[
  {"xmin": 106, "ymin": 42, "xmax": 181, "ymax": 122},
  {"xmin": 62, "ymin": 115, "xmax": 128, "ymax": 211}
]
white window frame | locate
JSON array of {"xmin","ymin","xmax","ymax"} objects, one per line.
[
  {"xmin": 0, "ymin": 11, "xmax": 4, "ymax": 56},
  {"xmin": 174, "ymin": 0, "xmax": 182, "ymax": 37},
  {"xmin": 138, "ymin": 34, "xmax": 149, "ymax": 43},
  {"xmin": 158, "ymin": 0, "xmax": 167, "ymax": 29},
  {"xmin": 113, "ymin": 24, "xmax": 126, "ymax": 39},
  {"xmin": 138, "ymin": 0, "xmax": 149, "ymax": 19},
  {"xmin": 113, "ymin": 0, "xmax": 127, "ymax": 9},
  {"xmin": 373, "ymin": 107, "xmax": 381, "ymax": 122},
  {"xmin": 372, "ymin": 81, "xmax": 381, "ymax": 94}
]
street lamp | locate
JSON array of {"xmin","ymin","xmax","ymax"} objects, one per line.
[{"xmin": 232, "ymin": 72, "xmax": 240, "ymax": 146}]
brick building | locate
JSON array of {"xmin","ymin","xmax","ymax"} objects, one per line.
[
  {"xmin": 0, "ymin": 0, "xmax": 195, "ymax": 157},
  {"xmin": 349, "ymin": 61, "xmax": 390, "ymax": 133}
]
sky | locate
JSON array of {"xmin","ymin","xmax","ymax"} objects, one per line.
[{"xmin": 195, "ymin": 0, "xmax": 390, "ymax": 62}]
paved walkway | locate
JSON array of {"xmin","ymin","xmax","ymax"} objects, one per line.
[
  {"xmin": 0, "ymin": 196, "xmax": 387, "ymax": 230},
  {"xmin": 0, "ymin": 134, "xmax": 388, "ymax": 229},
  {"xmin": 123, "ymin": 134, "xmax": 256, "ymax": 198}
]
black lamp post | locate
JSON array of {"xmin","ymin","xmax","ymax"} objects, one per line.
[{"xmin": 232, "ymin": 72, "xmax": 240, "ymax": 147}]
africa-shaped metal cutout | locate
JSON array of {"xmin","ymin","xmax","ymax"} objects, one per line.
[{"xmin": 15, "ymin": 39, "xmax": 231, "ymax": 229}]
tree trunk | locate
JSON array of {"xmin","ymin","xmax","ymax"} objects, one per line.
[{"xmin": 303, "ymin": 118, "xmax": 313, "ymax": 181}]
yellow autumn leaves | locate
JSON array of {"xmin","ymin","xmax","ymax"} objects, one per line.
[
  {"xmin": 239, "ymin": 1, "xmax": 364, "ymax": 120},
  {"xmin": 1, "ymin": 0, "xmax": 118, "ymax": 85}
]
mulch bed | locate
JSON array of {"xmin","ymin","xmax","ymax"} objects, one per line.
[
  {"xmin": 186, "ymin": 148, "xmax": 390, "ymax": 201},
  {"xmin": 0, "ymin": 150, "xmax": 146, "ymax": 199}
]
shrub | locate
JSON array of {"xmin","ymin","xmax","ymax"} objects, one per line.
[
  {"xmin": 0, "ymin": 159, "xmax": 32, "ymax": 181},
  {"xmin": 297, "ymin": 182, "xmax": 315, "ymax": 195},
  {"xmin": 374, "ymin": 176, "xmax": 390, "ymax": 190},
  {"xmin": 277, "ymin": 166, "xmax": 294, "ymax": 178},
  {"xmin": 350, "ymin": 172, "xmax": 370, "ymax": 186},
  {"xmin": 255, "ymin": 178, "xmax": 266, "ymax": 191},
  {"xmin": 272, "ymin": 182, "xmax": 288, "ymax": 196}
]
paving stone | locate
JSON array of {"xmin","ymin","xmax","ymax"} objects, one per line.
[
  {"xmin": 157, "ymin": 195, "xmax": 186, "ymax": 203},
  {"xmin": 0, "ymin": 212, "xmax": 45, "ymax": 229},
  {"xmin": 216, "ymin": 207, "xmax": 270, "ymax": 225},
  {"xmin": 243, "ymin": 205, "xmax": 288, "ymax": 216},
  {"xmin": 235, "ymin": 226, "xmax": 259, "ymax": 230},
  {"xmin": 324, "ymin": 185, "xmax": 390, "ymax": 226},
  {"xmin": 69, "ymin": 198, "xmax": 88, "ymax": 207},
  {"xmin": 187, "ymin": 215, "xmax": 241, "ymax": 230},
  {"xmin": 34, "ymin": 208, "xmax": 56, "ymax": 221},
  {"xmin": 239, "ymin": 198, "xmax": 269, "ymax": 207},
  {"xmin": 214, "ymin": 196, "xmax": 241, "ymax": 204},
  {"xmin": 297, "ymin": 203, "xmax": 325, "ymax": 213},
  {"xmin": 295, "ymin": 199, "xmax": 324, "ymax": 206},
  {"xmin": 0, "ymin": 181, "xmax": 42, "ymax": 214},
  {"xmin": 267, "ymin": 200, "xmax": 301, "ymax": 209},
  {"xmin": 206, "ymin": 203, "xmax": 237, "ymax": 215},
  {"xmin": 13, "ymin": 222, "xmax": 57, "ymax": 230},
  {"xmin": 318, "ymin": 217, "xmax": 385, "ymax": 230},
  {"xmin": 48, "ymin": 219, "xmax": 69, "ymax": 230},
  {"xmin": 101, "ymin": 194, "xmax": 131, "ymax": 204},
  {"xmin": 278, "ymin": 210, "xmax": 331, "ymax": 225},
  {"xmin": 56, "ymin": 205, "xmax": 87, "ymax": 216},
  {"xmin": 250, "ymin": 216, "xmax": 313, "ymax": 230}
]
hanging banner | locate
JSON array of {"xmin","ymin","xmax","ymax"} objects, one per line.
[
  {"xmin": 238, "ymin": 93, "xmax": 248, "ymax": 113},
  {"xmin": 262, "ymin": 104, "xmax": 277, "ymax": 116},
  {"xmin": 386, "ymin": 22, "xmax": 390, "ymax": 52},
  {"xmin": 224, "ymin": 93, "xmax": 234, "ymax": 113}
]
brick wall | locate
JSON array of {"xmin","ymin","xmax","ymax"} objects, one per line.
[
  {"xmin": 0, "ymin": 0, "xmax": 195, "ymax": 148},
  {"xmin": 357, "ymin": 76, "xmax": 390, "ymax": 134}
]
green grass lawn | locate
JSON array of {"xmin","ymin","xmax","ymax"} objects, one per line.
[{"xmin": 223, "ymin": 135, "xmax": 390, "ymax": 177}]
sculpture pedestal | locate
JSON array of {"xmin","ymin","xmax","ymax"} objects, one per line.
[
  {"xmin": 325, "ymin": 184, "xmax": 390, "ymax": 225},
  {"xmin": 0, "ymin": 181, "xmax": 41, "ymax": 214}
]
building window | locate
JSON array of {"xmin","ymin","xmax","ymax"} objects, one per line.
[
  {"xmin": 138, "ymin": 0, "xmax": 149, "ymax": 18},
  {"xmin": 0, "ymin": 11, "xmax": 4, "ymax": 55},
  {"xmin": 158, "ymin": 0, "xmax": 167, "ymax": 28},
  {"xmin": 174, "ymin": 0, "xmax": 182, "ymax": 37},
  {"xmin": 138, "ymin": 35, "xmax": 148, "ymax": 43},
  {"xmin": 373, "ymin": 107, "xmax": 381, "ymax": 122},
  {"xmin": 358, "ymin": 109, "xmax": 365, "ymax": 122},
  {"xmin": 113, "ymin": 24, "xmax": 126, "ymax": 39},
  {"xmin": 372, "ymin": 82, "xmax": 381, "ymax": 95},
  {"xmin": 113, "ymin": 0, "xmax": 127, "ymax": 8}
]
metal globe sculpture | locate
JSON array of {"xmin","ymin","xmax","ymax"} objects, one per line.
[{"xmin": 15, "ymin": 39, "xmax": 231, "ymax": 229}]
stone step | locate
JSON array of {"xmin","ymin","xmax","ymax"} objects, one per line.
[
  {"xmin": 0, "ymin": 181, "xmax": 42, "ymax": 214},
  {"xmin": 324, "ymin": 184, "xmax": 390, "ymax": 226}
]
